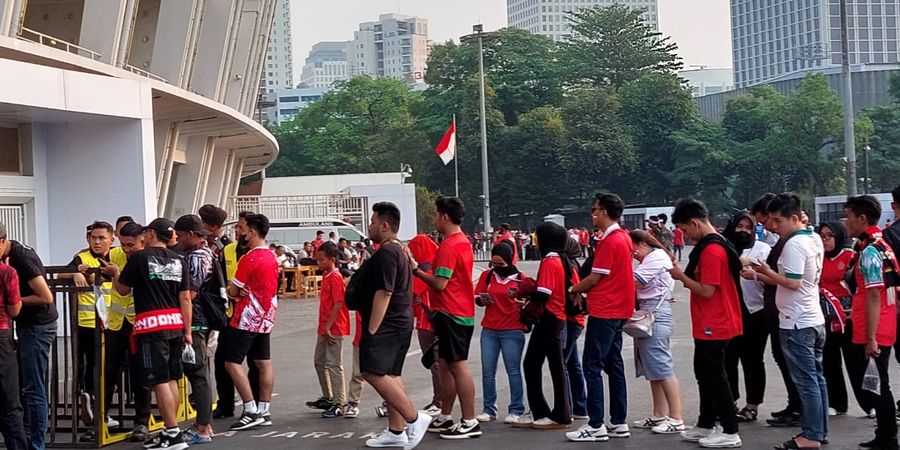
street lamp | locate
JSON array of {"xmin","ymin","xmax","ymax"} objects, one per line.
[
  {"xmin": 460, "ymin": 24, "xmax": 500, "ymax": 236},
  {"xmin": 864, "ymin": 144, "xmax": 871, "ymax": 194}
]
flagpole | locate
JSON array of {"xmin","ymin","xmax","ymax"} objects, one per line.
[{"xmin": 453, "ymin": 114, "xmax": 459, "ymax": 198}]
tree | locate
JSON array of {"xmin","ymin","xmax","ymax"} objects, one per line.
[
  {"xmin": 562, "ymin": 4, "xmax": 682, "ymax": 88},
  {"xmin": 861, "ymin": 105, "xmax": 900, "ymax": 192},
  {"xmin": 415, "ymin": 186, "xmax": 440, "ymax": 234}
]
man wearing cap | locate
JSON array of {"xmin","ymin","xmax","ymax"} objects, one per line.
[
  {"xmin": 109, "ymin": 218, "xmax": 192, "ymax": 450},
  {"xmin": 174, "ymin": 215, "xmax": 217, "ymax": 444},
  {"xmin": 198, "ymin": 205, "xmax": 231, "ymax": 258}
]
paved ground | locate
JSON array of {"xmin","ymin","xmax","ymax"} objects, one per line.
[{"xmin": 109, "ymin": 258, "xmax": 899, "ymax": 450}]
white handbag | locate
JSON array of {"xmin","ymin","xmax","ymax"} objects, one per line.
[{"xmin": 624, "ymin": 298, "xmax": 667, "ymax": 339}]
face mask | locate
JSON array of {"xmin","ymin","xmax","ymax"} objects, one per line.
[{"xmin": 732, "ymin": 231, "xmax": 754, "ymax": 250}]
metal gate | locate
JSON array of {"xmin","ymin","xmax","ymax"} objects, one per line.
[{"xmin": 0, "ymin": 204, "xmax": 26, "ymax": 242}]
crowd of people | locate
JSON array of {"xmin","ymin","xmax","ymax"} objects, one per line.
[{"xmin": 1, "ymin": 185, "xmax": 900, "ymax": 450}]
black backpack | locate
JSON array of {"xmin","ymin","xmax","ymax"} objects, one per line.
[{"xmin": 198, "ymin": 259, "xmax": 229, "ymax": 330}]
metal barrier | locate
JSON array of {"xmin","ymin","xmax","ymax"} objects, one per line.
[{"xmin": 43, "ymin": 266, "xmax": 195, "ymax": 448}]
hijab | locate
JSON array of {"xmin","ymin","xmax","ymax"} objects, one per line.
[
  {"xmin": 536, "ymin": 222, "xmax": 574, "ymax": 291},
  {"xmin": 490, "ymin": 241, "xmax": 519, "ymax": 278},
  {"xmin": 722, "ymin": 210, "xmax": 756, "ymax": 253},
  {"xmin": 818, "ymin": 221, "xmax": 848, "ymax": 259}
]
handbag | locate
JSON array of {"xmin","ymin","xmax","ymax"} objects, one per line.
[{"xmin": 624, "ymin": 298, "xmax": 667, "ymax": 338}]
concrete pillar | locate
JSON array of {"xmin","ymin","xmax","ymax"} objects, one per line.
[
  {"xmin": 156, "ymin": 122, "xmax": 180, "ymax": 216},
  {"xmin": 188, "ymin": 0, "xmax": 234, "ymax": 99},
  {"xmin": 79, "ymin": 0, "xmax": 127, "ymax": 65},
  {"xmin": 147, "ymin": 0, "xmax": 194, "ymax": 84}
]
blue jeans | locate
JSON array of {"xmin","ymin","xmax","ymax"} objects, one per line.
[
  {"xmin": 780, "ymin": 325, "xmax": 828, "ymax": 442},
  {"xmin": 583, "ymin": 317, "xmax": 627, "ymax": 428},
  {"xmin": 17, "ymin": 322, "xmax": 56, "ymax": 450},
  {"xmin": 561, "ymin": 321, "xmax": 587, "ymax": 417},
  {"xmin": 480, "ymin": 328, "xmax": 525, "ymax": 416}
]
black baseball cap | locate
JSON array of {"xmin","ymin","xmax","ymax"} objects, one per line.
[
  {"xmin": 143, "ymin": 218, "xmax": 175, "ymax": 241},
  {"xmin": 174, "ymin": 214, "xmax": 211, "ymax": 236}
]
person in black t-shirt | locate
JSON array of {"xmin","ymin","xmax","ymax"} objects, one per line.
[
  {"xmin": 110, "ymin": 218, "xmax": 191, "ymax": 450},
  {"xmin": 0, "ymin": 223, "xmax": 54, "ymax": 450},
  {"xmin": 357, "ymin": 202, "xmax": 430, "ymax": 449}
]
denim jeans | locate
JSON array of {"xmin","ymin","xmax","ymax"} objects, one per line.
[
  {"xmin": 17, "ymin": 322, "xmax": 55, "ymax": 450},
  {"xmin": 1, "ymin": 330, "xmax": 27, "ymax": 450},
  {"xmin": 480, "ymin": 328, "xmax": 525, "ymax": 416},
  {"xmin": 582, "ymin": 317, "xmax": 627, "ymax": 428},
  {"xmin": 780, "ymin": 325, "xmax": 828, "ymax": 442},
  {"xmin": 561, "ymin": 321, "xmax": 587, "ymax": 417}
]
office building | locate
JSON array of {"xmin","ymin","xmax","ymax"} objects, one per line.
[
  {"xmin": 349, "ymin": 13, "xmax": 429, "ymax": 83},
  {"xmin": 0, "ymin": 0, "xmax": 278, "ymax": 267},
  {"xmin": 300, "ymin": 41, "xmax": 351, "ymax": 88},
  {"xmin": 262, "ymin": 0, "xmax": 293, "ymax": 94},
  {"xmin": 732, "ymin": 0, "xmax": 900, "ymax": 88},
  {"xmin": 507, "ymin": 0, "xmax": 659, "ymax": 41},
  {"xmin": 262, "ymin": 87, "xmax": 328, "ymax": 124},
  {"xmin": 679, "ymin": 67, "xmax": 735, "ymax": 97}
]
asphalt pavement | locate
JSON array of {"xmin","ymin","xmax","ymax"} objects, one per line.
[{"xmin": 110, "ymin": 259, "xmax": 896, "ymax": 450}]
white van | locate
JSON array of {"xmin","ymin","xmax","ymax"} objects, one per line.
[{"xmin": 265, "ymin": 218, "xmax": 366, "ymax": 252}]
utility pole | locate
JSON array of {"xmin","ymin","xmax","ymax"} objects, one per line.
[{"xmin": 840, "ymin": 0, "xmax": 858, "ymax": 196}]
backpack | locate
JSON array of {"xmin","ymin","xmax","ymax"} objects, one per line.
[{"xmin": 198, "ymin": 259, "xmax": 229, "ymax": 331}]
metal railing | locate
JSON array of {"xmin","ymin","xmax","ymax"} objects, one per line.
[
  {"xmin": 124, "ymin": 64, "xmax": 169, "ymax": 83},
  {"xmin": 229, "ymin": 194, "xmax": 366, "ymax": 223},
  {"xmin": 17, "ymin": 27, "xmax": 102, "ymax": 61}
]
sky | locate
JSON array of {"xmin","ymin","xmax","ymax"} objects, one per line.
[{"xmin": 289, "ymin": 0, "xmax": 732, "ymax": 79}]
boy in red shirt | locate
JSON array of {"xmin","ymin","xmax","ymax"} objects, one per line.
[
  {"xmin": 310, "ymin": 242, "xmax": 351, "ymax": 419},
  {"xmin": 669, "ymin": 198, "xmax": 743, "ymax": 448}
]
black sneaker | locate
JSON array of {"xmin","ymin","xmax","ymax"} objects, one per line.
[
  {"xmin": 141, "ymin": 435, "xmax": 160, "ymax": 449},
  {"xmin": 146, "ymin": 431, "xmax": 188, "ymax": 450},
  {"xmin": 131, "ymin": 425, "xmax": 149, "ymax": 443},
  {"xmin": 770, "ymin": 407, "xmax": 799, "ymax": 419},
  {"xmin": 439, "ymin": 421, "xmax": 483, "ymax": 440},
  {"xmin": 322, "ymin": 403, "xmax": 344, "ymax": 418},
  {"xmin": 231, "ymin": 411, "xmax": 264, "ymax": 431},
  {"xmin": 78, "ymin": 429, "xmax": 96, "ymax": 443},
  {"xmin": 428, "ymin": 416, "xmax": 455, "ymax": 433},
  {"xmin": 212, "ymin": 408, "xmax": 234, "ymax": 419},
  {"xmin": 766, "ymin": 414, "xmax": 802, "ymax": 428},
  {"xmin": 260, "ymin": 413, "xmax": 273, "ymax": 426},
  {"xmin": 306, "ymin": 397, "xmax": 332, "ymax": 410}
]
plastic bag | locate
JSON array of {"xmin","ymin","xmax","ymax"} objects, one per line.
[
  {"xmin": 863, "ymin": 357, "xmax": 881, "ymax": 394},
  {"xmin": 182, "ymin": 344, "xmax": 197, "ymax": 365}
]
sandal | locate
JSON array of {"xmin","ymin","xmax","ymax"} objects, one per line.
[
  {"xmin": 774, "ymin": 438, "xmax": 821, "ymax": 450},
  {"xmin": 735, "ymin": 406, "xmax": 758, "ymax": 422}
]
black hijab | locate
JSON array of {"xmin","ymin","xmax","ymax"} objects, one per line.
[
  {"xmin": 536, "ymin": 222, "xmax": 574, "ymax": 291},
  {"xmin": 722, "ymin": 210, "xmax": 756, "ymax": 253},
  {"xmin": 491, "ymin": 241, "xmax": 519, "ymax": 278},
  {"xmin": 818, "ymin": 221, "xmax": 849, "ymax": 259}
]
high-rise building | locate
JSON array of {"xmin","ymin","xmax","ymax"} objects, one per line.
[
  {"xmin": 262, "ymin": 0, "xmax": 293, "ymax": 94},
  {"xmin": 300, "ymin": 41, "xmax": 351, "ymax": 88},
  {"xmin": 507, "ymin": 0, "xmax": 659, "ymax": 42},
  {"xmin": 349, "ymin": 13, "xmax": 429, "ymax": 84},
  {"xmin": 679, "ymin": 67, "xmax": 735, "ymax": 97},
  {"xmin": 731, "ymin": 0, "xmax": 900, "ymax": 88}
]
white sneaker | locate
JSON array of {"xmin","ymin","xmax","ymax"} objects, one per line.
[
  {"xmin": 366, "ymin": 429, "xmax": 409, "ymax": 448},
  {"xmin": 565, "ymin": 423, "xmax": 609, "ymax": 442},
  {"xmin": 868, "ymin": 408, "xmax": 877, "ymax": 418},
  {"xmin": 475, "ymin": 413, "xmax": 495, "ymax": 422},
  {"xmin": 698, "ymin": 430, "xmax": 742, "ymax": 448},
  {"xmin": 504, "ymin": 414, "xmax": 522, "ymax": 424},
  {"xmin": 106, "ymin": 416, "xmax": 120, "ymax": 428},
  {"xmin": 420, "ymin": 403, "xmax": 441, "ymax": 416},
  {"xmin": 404, "ymin": 412, "xmax": 432, "ymax": 450},
  {"xmin": 633, "ymin": 416, "xmax": 668, "ymax": 429},
  {"xmin": 652, "ymin": 419, "xmax": 686, "ymax": 434},
  {"xmin": 510, "ymin": 411, "xmax": 534, "ymax": 428},
  {"xmin": 344, "ymin": 404, "xmax": 360, "ymax": 419},
  {"xmin": 682, "ymin": 426, "xmax": 716, "ymax": 443},
  {"xmin": 607, "ymin": 423, "xmax": 630, "ymax": 438},
  {"xmin": 532, "ymin": 417, "xmax": 570, "ymax": 430}
]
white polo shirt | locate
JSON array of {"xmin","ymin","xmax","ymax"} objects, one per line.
[
  {"xmin": 634, "ymin": 248, "xmax": 675, "ymax": 300},
  {"xmin": 740, "ymin": 240, "xmax": 771, "ymax": 314},
  {"xmin": 775, "ymin": 230, "xmax": 825, "ymax": 329}
]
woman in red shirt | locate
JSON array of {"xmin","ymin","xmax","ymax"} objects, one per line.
[
  {"xmin": 474, "ymin": 242, "xmax": 527, "ymax": 424},
  {"xmin": 817, "ymin": 221, "xmax": 871, "ymax": 416},
  {"xmin": 522, "ymin": 222, "xmax": 574, "ymax": 430}
]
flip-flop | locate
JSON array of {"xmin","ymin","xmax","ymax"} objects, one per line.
[{"xmin": 774, "ymin": 438, "xmax": 821, "ymax": 450}]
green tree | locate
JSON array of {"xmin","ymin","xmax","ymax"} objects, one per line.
[
  {"xmin": 415, "ymin": 185, "xmax": 440, "ymax": 234},
  {"xmin": 562, "ymin": 4, "xmax": 682, "ymax": 88},
  {"xmin": 861, "ymin": 105, "xmax": 900, "ymax": 192}
]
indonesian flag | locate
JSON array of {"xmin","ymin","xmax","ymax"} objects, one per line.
[{"xmin": 435, "ymin": 119, "xmax": 456, "ymax": 165}]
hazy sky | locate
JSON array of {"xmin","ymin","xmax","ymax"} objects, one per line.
[{"xmin": 289, "ymin": 0, "xmax": 732, "ymax": 79}]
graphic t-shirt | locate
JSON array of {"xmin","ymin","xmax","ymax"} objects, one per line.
[
  {"xmin": 475, "ymin": 270, "xmax": 526, "ymax": 331},
  {"xmin": 118, "ymin": 247, "xmax": 190, "ymax": 341},
  {"xmin": 587, "ymin": 225, "xmax": 635, "ymax": 319},
  {"xmin": 432, "ymin": 232, "xmax": 475, "ymax": 324},
  {"xmin": 690, "ymin": 243, "xmax": 742, "ymax": 340},
  {"xmin": 537, "ymin": 253, "xmax": 572, "ymax": 321},
  {"xmin": 231, "ymin": 246, "xmax": 279, "ymax": 334},
  {"xmin": 0, "ymin": 264, "xmax": 20, "ymax": 331},
  {"xmin": 318, "ymin": 268, "xmax": 350, "ymax": 336},
  {"xmin": 7, "ymin": 240, "xmax": 55, "ymax": 325},
  {"xmin": 186, "ymin": 244, "xmax": 215, "ymax": 329},
  {"xmin": 852, "ymin": 235, "xmax": 898, "ymax": 347}
]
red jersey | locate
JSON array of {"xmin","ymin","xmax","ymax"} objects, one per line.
[
  {"xmin": 0, "ymin": 264, "xmax": 20, "ymax": 331},
  {"xmin": 820, "ymin": 249, "xmax": 852, "ymax": 298},
  {"xmin": 851, "ymin": 227, "xmax": 897, "ymax": 347},
  {"xmin": 495, "ymin": 231, "xmax": 518, "ymax": 265},
  {"xmin": 318, "ymin": 268, "xmax": 350, "ymax": 336},
  {"xmin": 690, "ymin": 243, "xmax": 743, "ymax": 340},
  {"xmin": 673, "ymin": 229, "xmax": 685, "ymax": 246},
  {"xmin": 587, "ymin": 225, "xmax": 635, "ymax": 319},
  {"xmin": 231, "ymin": 247, "xmax": 279, "ymax": 334},
  {"xmin": 312, "ymin": 238, "xmax": 325, "ymax": 258},
  {"xmin": 578, "ymin": 230, "xmax": 589, "ymax": 246},
  {"xmin": 409, "ymin": 235, "xmax": 438, "ymax": 332},
  {"xmin": 432, "ymin": 232, "xmax": 475, "ymax": 322},
  {"xmin": 475, "ymin": 270, "xmax": 526, "ymax": 331},
  {"xmin": 537, "ymin": 254, "xmax": 575, "ymax": 321}
]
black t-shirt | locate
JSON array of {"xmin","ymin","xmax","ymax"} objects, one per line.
[
  {"xmin": 67, "ymin": 251, "xmax": 113, "ymax": 284},
  {"xmin": 7, "ymin": 241, "xmax": 57, "ymax": 325},
  {"xmin": 119, "ymin": 247, "xmax": 190, "ymax": 340},
  {"xmin": 361, "ymin": 243, "xmax": 413, "ymax": 336}
]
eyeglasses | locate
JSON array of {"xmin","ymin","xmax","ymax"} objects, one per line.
[{"xmin": 820, "ymin": 234, "xmax": 835, "ymax": 240}]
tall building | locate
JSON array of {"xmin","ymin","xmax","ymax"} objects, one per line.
[
  {"xmin": 731, "ymin": 0, "xmax": 900, "ymax": 88},
  {"xmin": 349, "ymin": 13, "xmax": 429, "ymax": 84},
  {"xmin": 262, "ymin": 87, "xmax": 328, "ymax": 124},
  {"xmin": 262, "ymin": 0, "xmax": 293, "ymax": 94},
  {"xmin": 0, "ymin": 0, "xmax": 277, "ymax": 267},
  {"xmin": 507, "ymin": 0, "xmax": 659, "ymax": 41},
  {"xmin": 300, "ymin": 41, "xmax": 351, "ymax": 88},
  {"xmin": 679, "ymin": 67, "xmax": 735, "ymax": 97}
]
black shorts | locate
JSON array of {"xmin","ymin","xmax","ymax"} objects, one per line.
[
  {"xmin": 432, "ymin": 312, "xmax": 475, "ymax": 362},
  {"xmin": 359, "ymin": 330, "xmax": 412, "ymax": 376},
  {"xmin": 138, "ymin": 337, "xmax": 183, "ymax": 388},
  {"xmin": 220, "ymin": 327, "xmax": 271, "ymax": 363}
]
